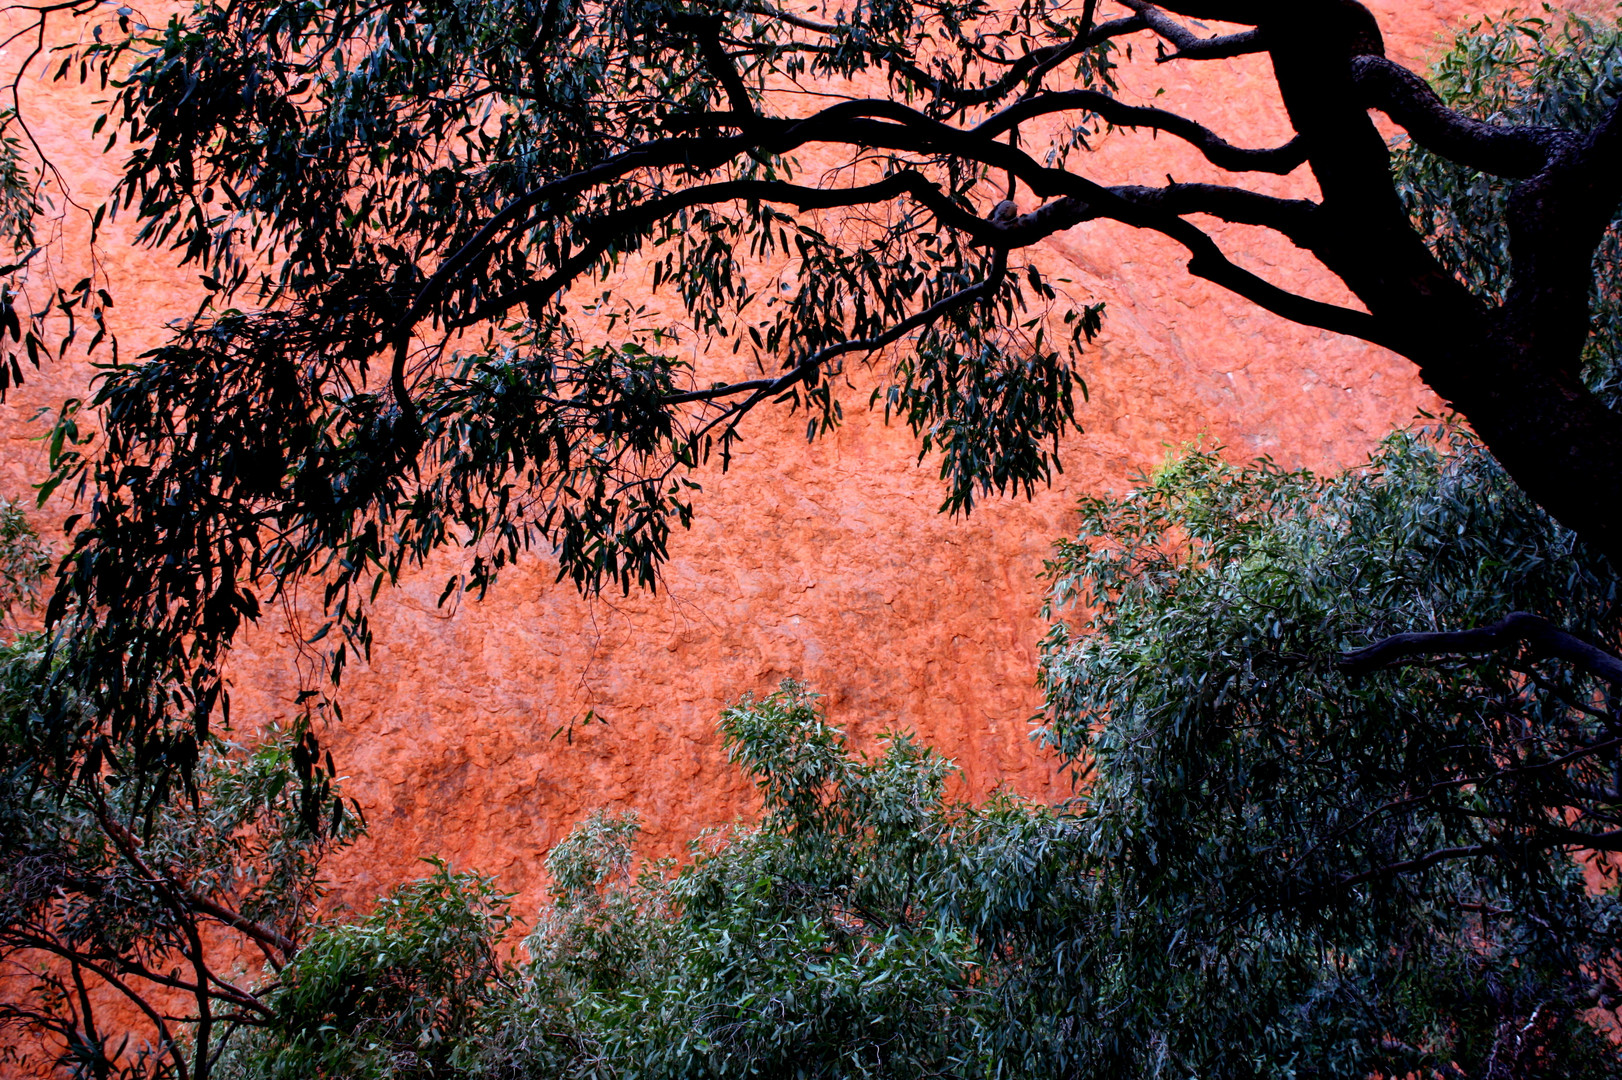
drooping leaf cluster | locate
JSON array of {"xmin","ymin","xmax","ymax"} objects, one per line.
[
  {"xmin": 0, "ymin": 505, "xmax": 364, "ymax": 1080},
  {"xmin": 0, "ymin": 85, "xmax": 111, "ymax": 402},
  {"xmin": 41, "ymin": 0, "xmax": 1108, "ymax": 793}
]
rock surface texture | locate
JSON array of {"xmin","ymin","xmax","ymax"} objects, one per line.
[{"xmin": 0, "ymin": 0, "xmax": 1610, "ymax": 912}]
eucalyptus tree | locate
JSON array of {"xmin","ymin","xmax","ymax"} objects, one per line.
[
  {"xmin": 225, "ymin": 629, "xmax": 1622, "ymax": 1080},
  {"xmin": 9, "ymin": 0, "xmax": 1618, "ymax": 784}
]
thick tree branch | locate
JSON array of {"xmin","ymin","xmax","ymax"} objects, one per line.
[
  {"xmin": 1350, "ymin": 55, "xmax": 1566, "ymax": 178},
  {"xmin": 1542, "ymin": 823, "xmax": 1622, "ymax": 850},
  {"xmin": 1338, "ymin": 611, "xmax": 1622, "ymax": 686},
  {"xmin": 1503, "ymin": 94, "xmax": 1622, "ymax": 360},
  {"xmin": 767, "ymin": 112, "xmax": 1373, "ymax": 347},
  {"xmin": 1107, "ymin": 182, "xmax": 1321, "ymax": 238},
  {"xmin": 406, "ymin": 91, "xmax": 1313, "ymax": 340},
  {"xmin": 1130, "ymin": 0, "xmax": 1264, "ymax": 22}
]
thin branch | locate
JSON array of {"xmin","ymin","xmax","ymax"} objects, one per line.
[
  {"xmin": 974, "ymin": 90, "xmax": 1308, "ymax": 174},
  {"xmin": 1336, "ymin": 843, "xmax": 1495, "ymax": 889},
  {"xmin": 1128, "ymin": 1, "xmax": 1265, "ymax": 25},
  {"xmin": 741, "ymin": 3, "xmax": 840, "ymax": 34},
  {"xmin": 8, "ymin": 938, "xmax": 189, "ymax": 1080},
  {"xmin": 884, "ymin": 14, "xmax": 1147, "ymax": 109},
  {"xmin": 452, "ymin": 172, "xmax": 963, "ymax": 328},
  {"xmin": 1118, "ymin": 1, "xmax": 1265, "ymax": 62},
  {"xmin": 662, "ymin": 247, "xmax": 1010, "ymax": 409},
  {"xmin": 92, "ymin": 801, "xmax": 296, "ymax": 961}
]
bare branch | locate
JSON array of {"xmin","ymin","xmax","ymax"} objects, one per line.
[
  {"xmin": 1338, "ymin": 611, "xmax": 1622, "ymax": 685},
  {"xmin": 1118, "ymin": 1, "xmax": 1265, "ymax": 62},
  {"xmin": 1109, "ymin": 182, "xmax": 1320, "ymax": 237},
  {"xmin": 1132, "ymin": 0, "xmax": 1264, "ymax": 21},
  {"xmin": 5, "ymin": 938, "xmax": 191, "ymax": 1080},
  {"xmin": 740, "ymin": 4, "xmax": 840, "ymax": 36},
  {"xmin": 883, "ymin": 14, "xmax": 1148, "ymax": 108}
]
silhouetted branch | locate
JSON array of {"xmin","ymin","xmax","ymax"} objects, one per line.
[
  {"xmin": 1119, "ymin": 1, "xmax": 1265, "ymax": 62},
  {"xmin": 1351, "ymin": 56, "xmax": 1567, "ymax": 178},
  {"xmin": 1339, "ymin": 611, "xmax": 1622, "ymax": 685}
]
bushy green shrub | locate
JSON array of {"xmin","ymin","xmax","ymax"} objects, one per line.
[{"xmin": 223, "ymin": 862, "xmax": 512, "ymax": 1080}]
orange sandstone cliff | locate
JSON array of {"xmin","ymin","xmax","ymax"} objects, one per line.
[{"xmin": 0, "ymin": 0, "xmax": 1608, "ymax": 915}]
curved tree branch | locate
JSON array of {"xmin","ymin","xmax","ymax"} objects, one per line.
[
  {"xmin": 975, "ymin": 90, "xmax": 1308, "ymax": 174},
  {"xmin": 1351, "ymin": 55, "xmax": 1567, "ymax": 178},
  {"xmin": 662, "ymin": 247, "xmax": 1011, "ymax": 409},
  {"xmin": 412, "ymin": 96, "xmax": 1378, "ymax": 389},
  {"xmin": 1338, "ymin": 611, "xmax": 1622, "ymax": 686},
  {"xmin": 884, "ymin": 14, "xmax": 1148, "ymax": 108},
  {"xmin": 1334, "ymin": 844, "xmax": 1496, "ymax": 889}
]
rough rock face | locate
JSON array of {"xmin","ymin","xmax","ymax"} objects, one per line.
[{"xmin": 0, "ymin": 0, "xmax": 1607, "ymax": 914}]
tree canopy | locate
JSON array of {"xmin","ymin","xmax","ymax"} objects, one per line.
[{"xmin": 0, "ymin": 0, "xmax": 1614, "ymax": 788}]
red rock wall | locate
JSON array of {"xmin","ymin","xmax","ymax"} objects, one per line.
[{"xmin": 0, "ymin": 0, "xmax": 1608, "ymax": 917}]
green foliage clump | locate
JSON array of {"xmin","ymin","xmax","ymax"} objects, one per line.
[
  {"xmin": 485, "ymin": 684, "xmax": 1016, "ymax": 1080},
  {"xmin": 228, "ymin": 486, "xmax": 1622, "ymax": 1078},
  {"xmin": 1038, "ymin": 428, "xmax": 1622, "ymax": 1076},
  {"xmin": 225, "ymin": 862, "xmax": 512, "ymax": 1080}
]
